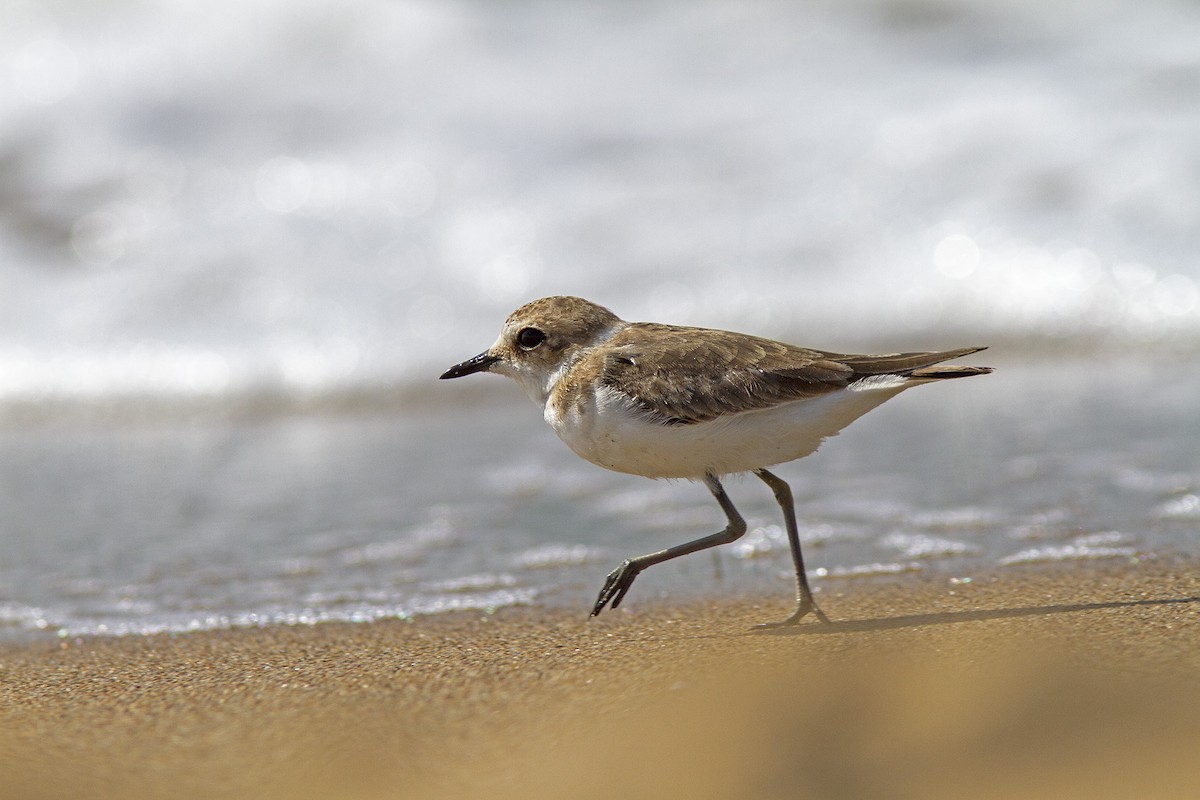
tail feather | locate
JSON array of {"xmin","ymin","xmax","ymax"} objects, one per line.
[
  {"xmin": 909, "ymin": 365, "xmax": 994, "ymax": 380},
  {"xmin": 832, "ymin": 346, "xmax": 991, "ymax": 378}
]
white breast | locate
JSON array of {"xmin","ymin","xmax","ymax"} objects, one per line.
[{"xmin": 545, "ymin": 376, "xmax": 914, "ymax": 480}]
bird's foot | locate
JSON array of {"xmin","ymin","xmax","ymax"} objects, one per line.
[
  {"xmin": 753, "ymin": 597, "xmax": 831, "ymax": 629},
  {"xmin": 590, "ymin": 559, "xmax": 641, "ymax": 617}
]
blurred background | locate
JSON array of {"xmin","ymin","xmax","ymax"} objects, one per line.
[{"xmin": 1, "ymin": 0, "xmax": 1198, "ymax": 640}]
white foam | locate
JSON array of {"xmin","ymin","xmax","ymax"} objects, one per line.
[
  {"xmin": 4, "ymin": 0, "xmax": 1200, "ymax": 418},
  {"xmin": 1000, "ymin": 532, "xmax": 1137, "ymax": 566}
]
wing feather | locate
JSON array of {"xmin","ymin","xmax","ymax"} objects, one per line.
[
  {"xmin": 595, "ymin": 325, "xmax": 988, "ymax": 425},
  {"xmin": 596, "ymin": 324, "xmax": 851, "ymax": 424}
]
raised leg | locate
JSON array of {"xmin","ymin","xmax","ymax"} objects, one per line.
[
  {"xmin": 591, "ymin": 473, "xmax": 746, "ymax": 617},
  {"xmin": 753, "ymin": 469, "xmax": 831, "ymax": 626}
]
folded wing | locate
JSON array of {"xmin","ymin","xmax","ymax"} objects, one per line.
[{"xmin": 599, "ymin": 324, "xmax": 989, "ymax": 425}]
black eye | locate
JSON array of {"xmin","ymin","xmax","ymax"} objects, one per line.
[{"xmin": 516, "ymin": 327, "xmax": 546, "ymax": 349}]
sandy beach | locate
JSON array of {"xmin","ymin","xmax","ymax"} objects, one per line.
[{"xmin": 2, "ymin": 558, "xmax": 1198, "ymax": 800}]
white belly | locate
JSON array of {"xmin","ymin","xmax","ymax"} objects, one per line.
[{"xmin": 545, "ymin": 376, "xmax": 913, "ymax": 479}]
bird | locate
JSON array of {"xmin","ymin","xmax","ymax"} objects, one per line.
[{"xmin": 440, "ymin": 295, "xmax": 992, "ymax": 626}]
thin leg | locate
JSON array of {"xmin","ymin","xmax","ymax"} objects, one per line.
[
  {"xmin": 753, "ymin": 469, "xmax": 831, "ymax": 626},
  {"xmin": 591, "ymin": 473, "xmax": 746, "ymax": 617}
]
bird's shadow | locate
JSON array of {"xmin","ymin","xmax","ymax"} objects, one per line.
[{"xmin": 751, "ymin": 595, "xmax": 1200, "ymax": 636}]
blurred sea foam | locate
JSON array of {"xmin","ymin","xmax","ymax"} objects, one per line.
[{"xmin": 2, "ymin": 0, "xmax": 1199, "ymax": 418}]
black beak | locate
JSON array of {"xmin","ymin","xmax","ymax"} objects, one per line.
[{"xmin": 439, "ymin": 351, "xmax": 500, "ymax": 379}]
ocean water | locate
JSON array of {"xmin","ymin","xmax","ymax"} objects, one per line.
[{"xmin": 1, "ymin": 0, "xmax": 1198, "ymax": 641}]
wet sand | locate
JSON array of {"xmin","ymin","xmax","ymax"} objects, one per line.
[{"xmin": 2, "ymin": 558, "xmax": 1198, "ymax": 800}]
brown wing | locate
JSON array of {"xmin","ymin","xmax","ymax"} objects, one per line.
[
  {"xmin": 596, "ymin": 324, "xmax": 854, "ymax": 424},
  {"xmin": 598, "ymin": 325, "xmax": 989, "ymax": 425}
]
